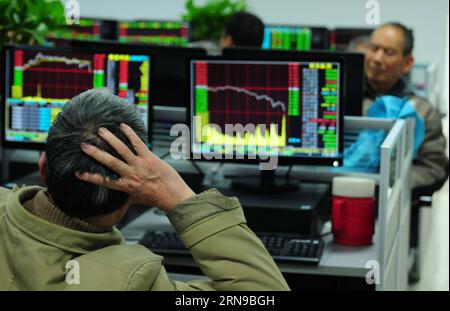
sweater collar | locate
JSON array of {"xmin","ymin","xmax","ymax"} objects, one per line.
[
  {"xmin": 5, "ymin": 186, "xmax": 124, "ymax": 254},
  {"xmin": 23, "ymin": 190, "xmax": 109, "ymax": 234}
]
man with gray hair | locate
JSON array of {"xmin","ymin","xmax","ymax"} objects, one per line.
[
  {"xmin": 364, "ymin": 22, "xmax": 448, "ymax": 193},
  {"xmin": 363, "ymin": 22, "xmax": 448, "ymax": 283},
  {"xmin": 0, "ymin": 89, "xmax": 289, "ymax": 291}
]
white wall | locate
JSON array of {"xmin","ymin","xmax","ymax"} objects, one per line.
[
  {"xmin": 71, "ymin": 0, "xmax": 449, "ymax": 105},
  {"xmin": 444, "ymin": 11, "xmax": 449, "ymax": 115},
  {"xmin": 73, "ymin": 0, "xmax": 448, "ymax": 64},
  {"xmin": 72, "ymin": 0, "xmax": 186, "ymax": 20}
]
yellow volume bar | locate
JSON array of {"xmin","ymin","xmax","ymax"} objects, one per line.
[{"xmin": 200, "ymin": 114, "xmax": 287, "ymax": 147}]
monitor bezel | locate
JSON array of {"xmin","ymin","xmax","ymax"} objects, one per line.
[
  {"xmin": 186, "ymin": 55, "xmax": 345, "ymax": 167},
  {"xmin": 1, "ymin": 44, "xmax": 154, "ymax": 151},
  {"xmin": 330, "ymin": 27, "xmax": 374, "ymax": 51}
]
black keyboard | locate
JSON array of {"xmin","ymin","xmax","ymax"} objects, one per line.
[{"xmin": 139, "ymin": 230, "xmax": 324, "ymax": 265}]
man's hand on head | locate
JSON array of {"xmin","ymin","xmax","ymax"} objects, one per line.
[{"xmin": 75, "ymin": 123, "xmax": 195, "ymax": 212}]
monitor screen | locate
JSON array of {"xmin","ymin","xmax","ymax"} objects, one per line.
[
  {"xmin": 46, "ymin": 18, "xmax": 118, "ymax": 45},
  {"xmin": 330, "ymin": 28, "xmax": 373, "ymax": 51},
  {"xmin": 1, "ymin": 45, "xmax": 151, "ymax": 149},
  {"xmin": 118, "ymin": 20, "xmax": 190, "ymax": 47},
  {"xmin": 223, "ymin": 47, "xmax": 364, "ymax": 116},
  {"xmin": 189, "ymin": 57, "xmax": 344, "ymax": 165},
  {"xmin": 262, "ymin": 25, "xmax": 330, "ymax": 51},
  {"xmin": 47, "ymin": 18, "xmax": 102, "ymax": 41}
]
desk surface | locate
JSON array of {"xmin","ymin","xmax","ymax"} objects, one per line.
[{"xmin": 121, "ymin": 207, "xmax": 379, "ymax": 278}]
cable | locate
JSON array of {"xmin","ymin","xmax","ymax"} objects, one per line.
[
  {"xmin": 190, "ymin": 160, "xmax": 203, "ymax": 175},
  {"xmin": 320, "ymin": 231, "xmax": 332, "ymax": 237},
  {"xmin": 158, "ymin": 150, "xmax": 203, "ymax": 175},
  {"xmin": 159, "ymin": 151, "xmax": 171, "ymax": 160},
  {"xmin": 214, "ymin": 162, "xmax": 224, "ymax": 173},
  {"xmin": 285, "ymin": 165, "xmax": 293, "ymax": 185}
]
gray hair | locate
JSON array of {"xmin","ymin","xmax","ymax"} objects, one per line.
[
  {"xmin": 45, "ymin": 88, "xmax": 148, "ymax": 218},
  {"xmin": 379, "ymin": 22, "xmax": 414, "ymax": 55},
  {"xmin": 347, "ymin": 35, "xmax": 371, "ymax": 53}
]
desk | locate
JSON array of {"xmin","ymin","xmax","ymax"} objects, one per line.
[{"xmin": 121, "ymin": 207, "xmax": 378, "ymax": 290}]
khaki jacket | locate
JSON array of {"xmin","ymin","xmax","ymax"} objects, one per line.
[{"xmin": 0, "ymin": 186, "xmax": 289, "ymax": 291}]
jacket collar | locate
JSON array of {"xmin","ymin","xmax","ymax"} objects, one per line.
[
  {"xmin": 5, "ymin": 186, "xmax": 125, "ymax": 254},
  {"xmin": 364, "ymin": 77, "xmax": 413, "ymax": 100},
  {"xmin": 23, "ymin": 189, "xmax": 109, "ymax": 233}
]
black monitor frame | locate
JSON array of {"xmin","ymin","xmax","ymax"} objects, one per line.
[
  {"xmin": 330, "ymin": 27, "xmax": 374, "ymax": 51},
  {"xmin": 1, "ymin": 44, "xmax": 153, "ymax": 150},
  {"xmin": 187, "ymin": 55, "xmax": 345, "ymax": 167},
  {"xmin": 223, "ymin": 47, "xmax": 365, "ymax": 117}
]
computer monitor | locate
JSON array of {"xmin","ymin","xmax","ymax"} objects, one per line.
[
  {"xmin": 118, "ymin": 20, "xmax": 190, "ymax": 47},
  {"xmin": 188, "ymin": 56, "xmax": 344, "ymax": 172},
  {"xmin": 65, "ymin": 39, "xmax": 207, "ymax": 107},
  {"xmin": 150, "ymin": 46, "xmax": 206, "ymax": 107},
  {"xmin": 262, "ymin": 25, "xmax": 330, "ymax": 51},
  {"xmin": 1, "ymin": 45, "xmax": 152, "ymax": 150},
  {"xmin": 329, "ymin": 28, "xmax": 373, "ymax": 51},
  {"xmin": 223, "ymin": 47, "xmax": 365, "ymax": 116},
  {"xmin": 47, "ymin": 18, "xmax": 118, "ymax": 41}
]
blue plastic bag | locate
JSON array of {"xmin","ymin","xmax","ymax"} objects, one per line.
[
  {"xmin": 368, "ymin": 95, "xmax": 425, "ymax": 157},
  {"xmin": 343, "ymin": 129, "xmax": 385, "ymax": 172},
  {"xmin": 343, "ymin": 95, "xmax": 425, "ymax": 172}
]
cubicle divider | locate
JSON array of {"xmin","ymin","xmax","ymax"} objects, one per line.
[{"xmin": 378, "ymin": 118, "xmax": 414, "ymax": 290}]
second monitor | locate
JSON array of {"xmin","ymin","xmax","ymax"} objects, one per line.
[
  {"xmin": 1, "ymin": 44, "xmax": 152, "ymax": 149},
  {"xmin": 262, "ymin": 25, "xmax": 330, "ymax": 51},
  {"xmin": 189, "ymin": 56, "xmax": 344, "ymax": 167},
  {"xmin": 118, "ymin": 20, "xmax": 190, "ymax": 47}
]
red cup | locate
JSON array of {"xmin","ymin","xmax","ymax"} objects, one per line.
[{"xmin": 332, "ymin": 177, "xmax": 376, "ymax": 246}]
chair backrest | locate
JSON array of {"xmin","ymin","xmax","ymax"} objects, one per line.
[{"xmin": 412, "ymin": 160, "xmax": 449, "ymax": 199}]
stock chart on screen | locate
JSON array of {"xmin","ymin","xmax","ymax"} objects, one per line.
[
  {"xmin": 47, "ymin": 18, "xmax": 102, "ymax": 41},
  {"xmin": 3, "ymin": 47, "xmax": 150, "ymax": 145},
  {"xmin": 263, "ymin": 26, "xmax": 312, "ymax": 51},
  {"xmin": 190, "ymin": 59, "xmax": 341, "ymax": 160},
  {"xmin": 262, "ymin": 25, "xmax": 330, "ymax": 51},
  {"xmin": 118, "ymin": 20, "xmax": 189, "ymax": 46}
]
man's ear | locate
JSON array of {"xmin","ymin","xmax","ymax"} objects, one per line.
[
  {"xmin": 402, "ymin": 54, "xmax": 414, "ymax": 75},
  {"xmin": 38, "ymin": 152, "xmax": 48, "ymax": 184}
]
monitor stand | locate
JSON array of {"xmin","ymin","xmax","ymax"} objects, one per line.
[{"xmin": 231, "ymin": 170, "xmax": 299, "ymax": 193}]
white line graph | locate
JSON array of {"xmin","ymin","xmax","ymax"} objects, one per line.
[
  {"xmin": 22, "ymin": 52, "xmax": 92, "ymax": 71},
  {"xmin": 203, "ymin": 85, "xmax": 287, "ymax": 112}
]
